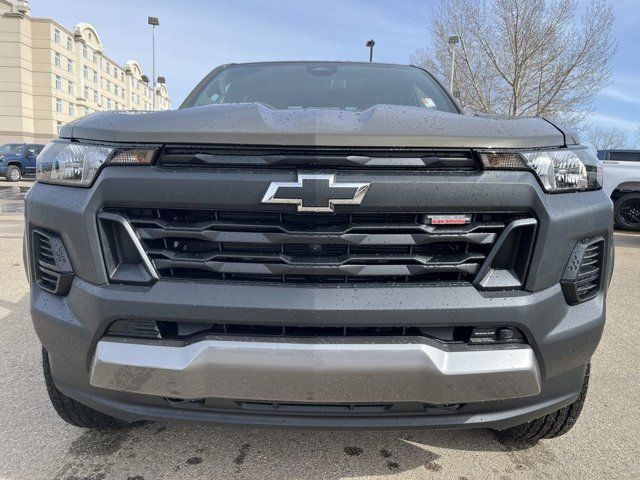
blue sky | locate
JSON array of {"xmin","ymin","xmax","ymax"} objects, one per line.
[{"xmin": 33, "ymin": 0, "xmax": 639, "ymax": 145}]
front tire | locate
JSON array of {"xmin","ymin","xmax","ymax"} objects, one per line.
[
  {"xmin": 496, "ymin": 364, "xmax": 590, "ymax": 444},
  {"xmin": 614, "ymin": 193, "xmax": 640, "ymax": 231},
  {"xmin": 5, "ymin": 165, "xmax": 21, "ymax": 182},
  {"xmin": 42, "ymin": 347, "xmax": 131, "ymax": 429}
]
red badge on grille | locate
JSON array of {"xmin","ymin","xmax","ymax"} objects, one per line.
[{"xmin": 427, "ymin": 215, "xmax": 471, "ymax": 225}]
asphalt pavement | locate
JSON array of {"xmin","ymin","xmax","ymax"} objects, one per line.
[{"xmin": 0, "ymin": 181, "xmax": 638, "ymax": 480}]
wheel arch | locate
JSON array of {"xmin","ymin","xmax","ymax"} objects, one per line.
[
  {"xmin": 6, "ymin": 161, "xmax": 24, "ymax": 173},
  {"xmin": 611, "ymin": 181, "xmax": 640, "ymax": 200}
]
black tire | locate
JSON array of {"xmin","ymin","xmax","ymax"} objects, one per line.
[
  {"xmin": 5, "ymin": 165, "xmax": 21, "ymax": 182},
  {"xmin": 496, "ymin": 364, "xmax": 590, "ymax": 444},
  {"xmin": 614, "ymin": 193, "xmax": 640, "ymax": 231},
  {"xmin": 42, "ymin": 347, "xmax": 131, "ymax": 429}
]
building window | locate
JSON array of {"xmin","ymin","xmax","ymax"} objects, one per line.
[
  {"xmin": 84, "ymin": 106, "xmax": 89, "ymax": 116},
  {"xmin": 83, "ymin": 65, "xmax": 88, "ymax": 79},
  {"xmin": 67, "ymin": 81, "xmax": 73, "ymax": 95},
  {"xmin": 54, "ymin": 52, "xmax": 61, "ymax": 68},
  {"xmin": 120, "ymin": 72, "xmax": 124, "ymax": 82},
  {"xmin": 67, "ymin": 59, "xmax": 73, "ymax": 73},
  {"xmin": 114, "ymin": 84, "xmax": 119, "ymax": 96},
  {"xmin": 55, "ymin": 75, "xmax": 61, "ymax": 90},
  {"xmin": 93, "ymin": 70, "xmax": 98, "ymax": 83},
  {"xmin": 107, "ymin": 98, "xmax": 112, "ymax": 109},
  {"xmin": 92, "ymin": 51, "xmax": 97, "ymax": 63},
  {"xmin": 68, "ymin": 104, "xmax": 74, "ymax": 116},
  {"xmin": 106, "ymin": 81, "xmax": 111, "ymax": 93},
  {"xmin": 113, "ymin": 68, "xmax": 117, "ymax": 79},
  {"xmin": 66, "ymin": 36, "xmax": 72, "ymax": 51},
  {"xmin": 106, "ymin": 63, "xmax": 110, "ymax": 74},
  {"xmin": 83, "ymin": 44, "xmax": 88, "ymax": 58},
  {"xmin": 84, "ymin": 86, "xmax": 89, "ymax": 99},
  {"xmin": 57, "ymin": 121, "xmax": 63, "ymax": 134},
  {"xmin": 54, "ymin": 28, "xmax": 60, "ymax": 44},
  {"xmin": 93, "ymin": 90, "xmax": 98, "ymax": 103},
  {"xmin": 56, "ymin": 98, "xmax": 62, "ymax": 113}
]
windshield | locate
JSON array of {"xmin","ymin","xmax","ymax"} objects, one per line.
[
  {"xmin": 0, "ymin": 144, "xmax": 23, "ymax": 153},
  {"xmin": 182, "ymin": 63, "xmax": 458, "ymax": 113}
]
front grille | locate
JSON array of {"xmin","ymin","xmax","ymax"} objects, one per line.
[
  {"xmin": 105, "ymin": 208, "xmax": 528, "ymax": 285},
  {"xmin": 107, "ymin": 319, "xmax": 476, "ymax": 341},
  {"xmin": 156, "ymin": 146, "xmax": 478, "ymax": 171}
]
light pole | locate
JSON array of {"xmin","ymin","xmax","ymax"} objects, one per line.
[
  {"xmin": 448, "ymin": 35, "xmax": 460, "ymax": 93},
  {"xmin": 148, "ymin": 16, "xmax": 159, "ymax": 111},
  {"xmin": 157, "ymin": 76, "xmax": 165, "ymax": 108},
  {"xmin": 366, "ymin": 39, "xmax": 375, "ymax": 63}
]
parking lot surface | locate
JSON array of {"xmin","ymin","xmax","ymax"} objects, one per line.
[{"xmin": 0, "ymin": 183, "xmax": 638, "ymax": 479}]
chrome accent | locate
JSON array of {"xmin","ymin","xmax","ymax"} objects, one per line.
[
  {"xmin": 97, "ymin": 212, "xmax": 160, "ymax": 280},
  {"xmin": 261, "ymin": 174, "xmax": 370, "ymax": 212},
  {"xmin": 90, "ymin": 337, "xmax": 541, "ymax": 403}
]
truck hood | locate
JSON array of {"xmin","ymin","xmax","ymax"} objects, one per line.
[{"xmin": 62, "ymin": 104, "xmax": 566, "ymax": 149}]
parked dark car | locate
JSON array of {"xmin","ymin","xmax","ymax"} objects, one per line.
[
  {"xmin": 26, "ymin": 62, "xmax": 613, "ymax": 443},
  {"xmin": 0, "ymin": 143, "xmax": 45, "ymax": 181}
]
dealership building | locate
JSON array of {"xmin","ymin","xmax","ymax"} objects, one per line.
[{"xmin": 0, "ymin": 0, "xmax": 171, "ymax": 145}]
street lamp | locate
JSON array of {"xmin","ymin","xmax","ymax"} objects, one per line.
[
  {"xmin": 448, "ymin": 35, "xmax": 460, "ymax": 93},
  {"xmin": 366, "ymin": 39, "xmax": 375, "ymax": 63},
  {"xmin": 148, "ymin": 16, "xmax": 159, "ymax": 111}
]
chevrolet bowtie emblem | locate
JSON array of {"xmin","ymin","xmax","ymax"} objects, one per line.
[{"xmin": 261, "ymin": 174, "xmax": 371, "ymax": 212}]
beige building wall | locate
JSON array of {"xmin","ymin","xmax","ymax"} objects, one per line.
[
  {"xmin": 0, "ymin": 0, "xmax": 34, "ymax": 143},
  {"xmin": 0, "ymin": 0, "xmax": 171, "ymax": 145}
]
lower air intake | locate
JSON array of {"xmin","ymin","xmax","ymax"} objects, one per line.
[
  {"xmin": 561, "ymin": 237, "xmax": 605, "ymax": 304},
  {"xmin": 32, "ymin": 230, "xmax": 74, "ymax": 295}
]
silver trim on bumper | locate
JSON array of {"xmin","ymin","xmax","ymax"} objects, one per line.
[{"xmin": 90, "ymin": 338, "xmax": 541, "ymax": 404}]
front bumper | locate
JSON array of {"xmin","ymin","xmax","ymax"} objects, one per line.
[{"xmin": 26, "ymin": 166, "xmax": 613, "ymax": 429}]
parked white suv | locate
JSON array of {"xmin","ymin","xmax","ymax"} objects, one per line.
[{"xmin": 598, "ymin": 150, "xmax": 640, "ymax": 231}]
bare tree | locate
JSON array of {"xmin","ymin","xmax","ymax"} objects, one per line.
[
  {"xmin": 584, "ymin": 125, "xmax": 627, "ymax": 151},
  {"xmin": 413, "ymin": 0, "xmax": 617, "ymax": 126}
]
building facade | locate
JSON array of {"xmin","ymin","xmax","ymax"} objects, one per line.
[{"xmin": 0, "ymin": 0, "xmax": 171, "ymax": 145}]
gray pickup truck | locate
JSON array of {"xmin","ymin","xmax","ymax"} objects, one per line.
[{"xmin": 25, "ymin": 62, "xmax": 613, "ymax": 443}]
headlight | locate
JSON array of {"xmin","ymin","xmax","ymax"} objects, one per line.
[
  {"xmin": 480, "ymin": 147, "xmax": 603, "ymax": 193},
  {"xmin": 36, "ymin": 140, "xmax": 158, "ymax": 186}
]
